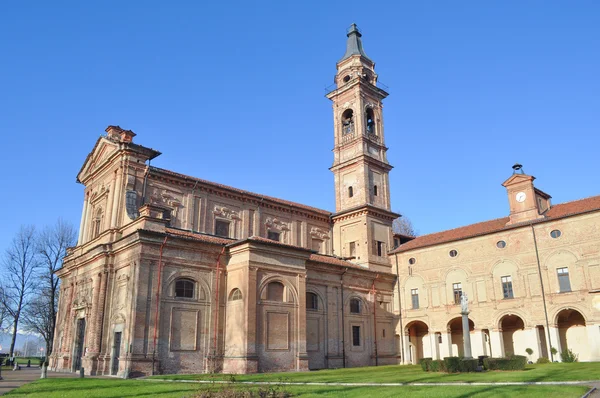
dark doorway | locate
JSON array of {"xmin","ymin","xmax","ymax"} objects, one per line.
[
  {"xmin": 73, "ymin": 318, "xmax": 86, "ymax": 371},
  {"xmin": 111, "ymin": 332, "xmax": 122, "ymax": 375}
]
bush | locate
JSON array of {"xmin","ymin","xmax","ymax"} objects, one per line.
[
  {"xmin": 483, "ymin": 355, "xmax": 527, "ymax": 371},
  {"xmin": 458, "ymin": 358, "xmax": 479, "ymax": 372},
  {"xmin": 429, "ymin": 360, "xmax": 445, "ymax": 372},
  {"xmin": 419, "ymin": 357, "xmax": 432, "ymax": 371},
  {"xmin": 536, "ymin": 357, "xmax": 550, "ymax": 364},
  {"xmin": 560, "ymin": 349, "xmax": 578, "ymax": 363},
  {"xmin": 526, "ymin": 348, "xmax": 534, "ymax": 356},
  {"xmin": 443, "ymin": 357, "xmax": 461, "ymax": 373}
]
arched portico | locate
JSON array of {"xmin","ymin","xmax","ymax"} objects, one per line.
[
  {"xmin": 448, "ymin": 317, "xmax": 474, "ymax": 357},
  {"xmin": 405, "ymin": 320, "xmax": 430, "ymax": 364},
  {"xmin": 556, "ymin": 309, "xmax": 589, "ymax": 361},
  {"xmin": 499, "ymin": 314, "xmax": 525, "ymax": 357}
]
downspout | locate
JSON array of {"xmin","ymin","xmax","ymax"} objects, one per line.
[
  {"xmin": 340, "ymin": 268, "xmax": 348, "ymax": 368},
  {"xmin": 531, "ymin": 224, "xmax": 554, "ymax": 362},
  {"xmin": 395, "ymin": 253, "xmax": 405, "ymax": 364},
  {"xmin": 212, "ymin": 246, "xmax": 226, "ymax": 367},
  {"xmin": 151, "ymin": 235, "xmax": 168, "ymax": 375},
  {"xmin": 372, "ymin": 274, "xmax": 380, "ymax": 366}
]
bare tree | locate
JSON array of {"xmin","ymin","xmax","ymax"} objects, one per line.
[
  {"xmin": 392, "ymin": 216, "xmax": 418, "ymax": 237},
  {"xmin": 36, "ymin": 219, "xmax": 76, "ymax": 356},
  {"xmin": 21, "ymin": 290, "xmax": 54, "ymax": 356},
  {"xmin": 0, "ymin": 285, "xmax": 9, "ymax": 332},
  {"xmin": 2, "ymin": 225, "xmax": 40, "ymax": 357}
]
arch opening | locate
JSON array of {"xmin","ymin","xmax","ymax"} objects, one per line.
[
  {"xmin": 556, "ymin": 309, "xmax": 588, "ymax": 361},
  {"xmin": 405, "ymin": 321, "xmax": 429, "ymax": 364},
  {"xmin": 341, "ymin": 109, "xmax": 354, "ymax": 135},
  {"xmin": 499, "ymin": 314, "xmax": 525, "ymax": 357},
  {"xmin": 448, "ymin": 317, "xmax": 474, "ymax": 357}
]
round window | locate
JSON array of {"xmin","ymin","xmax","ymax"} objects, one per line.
[
  {"xmin": 343, "ymin": 75, "xmax": 351, "ymax": 83},
  {"xmin": 550, "ymin": 230, "xmax": 562, "ymax": 239},
  {"xmin": 449, "ymin": 250, "xmax": 458, "ymax": 258},
  {"xmin": 496, "ymin": 240, "xmax": 506, "ymax": 249},
  {"xmin": 408, "ymin": 258, "xmax": 416, "ymax": 265}
]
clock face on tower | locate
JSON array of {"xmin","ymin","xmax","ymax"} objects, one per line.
[{"xmin": 516, "ymin": 192, "xmax": 526, "ymax": 203}]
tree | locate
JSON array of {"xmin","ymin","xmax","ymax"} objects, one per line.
[
  {"xmin": 21, "ymin": 291, "xmax": 54, "ymax": 356},
  {"xmin": 35, "ymin": 219, "xmax": 76, "ymax": 356},
  {"xmin": 392, "ymin": 216, "xmax": 417, "ymax": 237},
  {"xmin": 2, "ymin": 225, "xmax": 40, "ymax": 358}
]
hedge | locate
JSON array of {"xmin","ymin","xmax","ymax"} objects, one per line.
[
  {"xmin": 419, "ymin": 357, "xmax": 433, "ymax": 371},
  {"xmin": 483, "ymin": 355, "xmax": 527, "ymax": 371},
  {"xmin": 429, "ymin": 359, "xmax": 446, "ymax": 372}
]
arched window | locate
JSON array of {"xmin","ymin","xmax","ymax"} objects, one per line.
[
  {"xmin": 229, "ymin": 288, "xmax": 242, "ymax": 301},
  {"xmin": 175, "ymin": 279, "xmax": 194, "ymax": 298},
  {"xmin": 306, "ymin": 292, "xmax": 318, "ymax": 310},
  {"xmin": 92, "ymin": 208, "xmax": 103, "ymax": 238},
  {"xmin": 342, "ymin": 109, "xmax": 354, "ymax": 135},
  {"xmin": 365, "ymin": 108, "xmax": 375, "ymax": 135},
  {"xmin": 350, "ymin": 298, "xmax": 361, "ymax": 314},
  {"xmin": 348, "ymin": 186, "xmax": 354, "ymax": 198},
  {"xmin": 267, "ymin": 282, "xmax": 284, "ymax": 301}
]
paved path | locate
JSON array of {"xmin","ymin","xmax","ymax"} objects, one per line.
[{"xmin": 0, "ymin": 366, "xmax": 78, "ymax": 395}]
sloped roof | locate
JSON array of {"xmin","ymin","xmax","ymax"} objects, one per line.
[
  {"xmin": 165, "ymin": 228, "xmax": 233, "ymax": 245},
  {"xmin": 151, "ymin": 167, "xmax": 331, "ymax": 217},
  {"xmin": 391, "ymin": 195, "xmax": 600, "ymax": 254}
]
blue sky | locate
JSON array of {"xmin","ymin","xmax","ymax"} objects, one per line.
[{"xmin": 1, "ymin": 1, "xmax": 599, "ymax": 247}]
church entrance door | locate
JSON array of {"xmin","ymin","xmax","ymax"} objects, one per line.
[
  {"xmin": 111, "ymin": 332, "xmax": 122, "ymax": 375},
  {"xmin": 73, "ymin": 318, "xmax": 86, "ymax": 371}
]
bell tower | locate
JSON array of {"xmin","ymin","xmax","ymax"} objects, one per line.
[{"xmin": 327, "ymin": 24, "xmax": 398, "ymax": 271}]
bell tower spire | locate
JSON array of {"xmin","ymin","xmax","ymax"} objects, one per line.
[{"xmin": 327, "ymin": 25, "xmax": 397, "ymax": 272}]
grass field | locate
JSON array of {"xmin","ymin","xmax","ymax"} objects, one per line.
[
  {"xmin": 3, "ymin": 378, "xmax": 591, "ymax": 398},
  {"xmin": 148, "ymin": 362, "xmax": 600, "ymax": 383}
]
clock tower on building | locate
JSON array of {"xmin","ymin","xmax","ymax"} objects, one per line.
[{"xmin": 327, "ymin": 24, "xmax": 398, "ymax": 271}]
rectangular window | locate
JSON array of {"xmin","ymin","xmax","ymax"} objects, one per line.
[
  {"xmin": 267, "ymin": 230, "xmax": 280, "ymax": 242},
  {"xmin": 374, "ymin": 185, "xmax": 378, "ymax": 196},
  {"xmin": 453, "ymin": 283, "xmax": 462, "ymax": 305},
  {"xmin": 352, "ymin": 326, "xmax": 361, "ymax": 346},
  {"xmin": 411, "ymin": 288, "xmax": 419, "ymax": 309},
  {"xmin": 214, "ymin": 219, "xmax": 230, "ymax": 238},
  {"xmin": 557, "ymin": 267, "xmax": 571, "ymax": 292},
  {"xmin": 349, "ymin": 241, "xmax": 356, "ymax": 257},
  {"xmin": 373, "ymin": 240, "xmax": 385, "ymax": 257},
  {"xmin": 501, "ymin": 276, "xmax": 514, "ymax": 299}
]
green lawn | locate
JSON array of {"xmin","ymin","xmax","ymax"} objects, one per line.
[
  {"xmin": 149, "ymin": 362, "xmax": 600, "ymax": 383},
  {"xmin": 3, "ymin": 378, "xmax": 590, "ymax": 398}
]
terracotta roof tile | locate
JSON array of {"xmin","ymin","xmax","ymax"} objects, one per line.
[
  {"xmin": 391, "ymin": 195, "xmax": 600, "ymax": 253},
  {"xmin": 151, "ymin": 167, "xmax": 331, "ymax": 217}
]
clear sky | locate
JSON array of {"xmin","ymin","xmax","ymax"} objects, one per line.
[{"xmin": 1, "ymin": 1, "xmax": 599, "ymax": 248}]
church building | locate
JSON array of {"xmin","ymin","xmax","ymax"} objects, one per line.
[{"xmin": 49, "ymin": 25, "xmax": 600, "ymax": 377}]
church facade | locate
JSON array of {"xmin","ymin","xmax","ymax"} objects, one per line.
[{"xmin": 49, "ymin": 26, "xmax": 600, "ymax": 377}]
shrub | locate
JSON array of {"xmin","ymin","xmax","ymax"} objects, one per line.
[
  {"xmin": 560, "ymin": 349, "xmax": 578, "ymax": 363},
  {"xmin": 526, "ymin": 348, "xmax": 533, "ymax": 356},
  {"xmin": 429, "ymin": 360, "xmax": 445, "ymax": 372},
  {"xmin": 458, "ymin": 358, "xmax": 479, "ymax": 372},
  {"xmin": 536, "ymin": 357, "xmax": 550, "ymax": 364},
  {"xmin": 419, "ymin": 357, "xmax": 432, "ymax": 371},
  {"xmin": 483, "ymin": 355, "xmax": 527, "ymax": 371},
  {"xmin": 550, "ymin": 347, "xmax": 558, "ymax": 356},
  {"xmin": 444, "ymin": 357, "xmax": 461, "ymax": 373}
]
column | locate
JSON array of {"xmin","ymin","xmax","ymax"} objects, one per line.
[
  {"xmin": 461, "ymin": 312, "xmax": 472, "ymax": 359},
  {"xmin": 82, "ymin": 197, "xmax": 93, "ymax": 242},
  {"xmin": 245, "ymin": 266, "xmax": 258, "ymax": 372},
  {"xmin": 587, "ymin": 324, "xmax": 600, "ymax": 362},
  {"xmin": 548, "ymin": 326, "xmax": 561, "ymax": 361},
  {"xmin": 105, "ymin": 171, "xmax": 117, "ymax": 230},
  {"xmin": 77, "ymin": 195, "xmax": 89, "ymax": 244},
  {"xmin": 423, "ymin": 331, "xmax": 433, "ymax": 359},
  {"xmin": 296, "ymin": 273, "xmax": 309, "ymax": 371},
  {"xmin": 471, "ymin": 329, "xmax": 486, "ymax": 358},
  {"xmin": 110, "ymin": 166, "xmax": 123, "ymax": 228},
  {"xmin": 439, "ymin": 331, "xmax": 451, "ymax": 359},
  {"xmin": 490, "ymin": 329, "xmax": 504, "ymax": 358}
]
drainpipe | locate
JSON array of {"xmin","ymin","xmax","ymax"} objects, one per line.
[
  {"xmin": 395, "ymin": 254, "xmax": 405, "ymax": 364},
  {"xmin": 531, "ymin": 224, "xmax": 554, "ymax": 362},
  {"xmin": 372, "ymin": 274, "xmax": 380, "ymax": 366},
  {"xmin": 340, "ymin": 268, "xmax": 348, "ymax": 368},
  {"xmin": 151, "ymin": 235, "xmax": 168, "ymax": 375},
  {"xmin": 212, "ymin": 246, "xmax": 226, "ymax": 368}
]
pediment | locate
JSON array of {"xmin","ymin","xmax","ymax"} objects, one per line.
[
  {"xmin": 76, "ymin": 137, "xmax": 120, "ymax": 184},
  {"xmin": 501, "ymin": 173, "xmax": 535, "ymax": 187}
]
